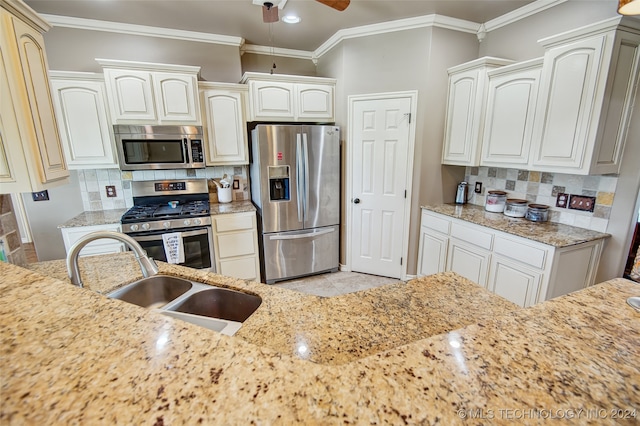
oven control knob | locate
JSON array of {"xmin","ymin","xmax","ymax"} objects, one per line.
[
  {"xmin": 141, "ymin": 223, "xmax": 150, "ymax": 231},
  {"xmin": 183, "ymin": 219, "xmax": 191, "ymax": 226},
  {"xmin": 130, "ymin": 224, "xmax": 139, "ymax": 232},
  {"xmin": 163, "ymin": 221, "xmax": 171, "ymax": 229},
  {"xmin": 193, "ymin": 218, "xmax": 202, "ymax": 225}
]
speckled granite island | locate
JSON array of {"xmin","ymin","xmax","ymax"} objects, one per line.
[{"xmin": 1, "ymin": 256, "xmax": 639, "ymax": 424}]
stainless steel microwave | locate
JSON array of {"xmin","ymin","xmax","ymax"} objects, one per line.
[{"xmin": 114, "ymin": 125, "xmax": 205, "ymax": 171}]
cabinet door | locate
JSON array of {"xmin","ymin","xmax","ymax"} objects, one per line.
[
  {"xmin": 61, "ymin": 224, "xmax": 124, "ymax": 257},
  {"xmin": 202, "ymin": 89, "xmax": 248, "ymax": 165},
  {"xmin": 447, "ymin": 238, "xmax": 490, "ymax": 287},
  {"xmin": 0, "ymin": 42, "xmax": 32, "ymax": 193},
  {"xmin": 248, "ymin": 80, "xmax": 295, "ymax": 121},
  {"xmin": 8, "ymin": 14, "xmax": 68, "ymax": 183},
  {"xmin": 296, "ymin": 83, "xmax": 334, "ymax": 121},
  {"xmin": 50, "ymin": 79, "xmax": 117, "ymax": 169},
  {"xmin": 417, "ymin": 228, "xmax": 448, "ymax": 277},
  {"xmin": 481, "ymin": 66, "xmax": 541, "ymax": 167},
  {"xmin": 442, "ymin": 69, "xmax": 484, "ymax": 166},
  {"xmin": 152, "ymin": 72, "xmax": 200, "ymax": 123},
  {"xmin": 488, "ymin": 255, "xmax": 542, "ymax": 307},
  {"xmin": 104, "ymin": 69, "xmax": 156, "ymax": 122},
  {"xmin": 530, "ymin": 34, "xmax": 607, "ymax": 172}
]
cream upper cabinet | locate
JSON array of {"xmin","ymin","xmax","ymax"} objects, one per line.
[
  {"xmin": 480, "ymin": 58, "xmax": 543, "ymax": 168},
  {"xmin": 200, "ymin": 82, "xmax": 248, "ymax": 165},
  {"xmin": 0, "ymin": 1, "xmax": 68, "ymax": 194},
  {"xmin": 441, "ymin": 57, "xmax": 513, "ymax": 166},
  {"xmin": 530, "ymin": 17, "xmax": 640, "ymax": 175},
  {"xmin": 49, "ymin": 71, "xmax": 118, "ymax": 169},
  {"xmin": 98, "ymin": 59, "xmax": 201, "ymax": 125},
  {"xmin": 241, "ymin": 72, "xmax": 336, "ymax": 122}
]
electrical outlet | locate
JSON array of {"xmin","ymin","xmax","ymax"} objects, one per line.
[
  {"xmin": 568, "ymin": 195, "xmax": 596, "ymax": 212},
  {"xmin": 475, "ymin": 182, "xmax": 483, "ymax": 194},
  {"xmin": 31, "ymin": 190, "xmax": 49, "ymax": 201},
  {"xmin": 556, "ymin": 193, "xmax": 569, "ymax": 208},
  {"xmin": 105, "ymin": 185, "xmax": 117, "ymax": 198}
]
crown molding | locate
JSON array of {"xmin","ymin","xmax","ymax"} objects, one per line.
[
  {"xmin": 40, "ymin": 14, "xmax": 244, "ymax": 47},
  {"xmin": 240, "ymin": 44, "xmax": 314, "ymax": 60},
  {"xmin": 3, "ymin": 0, "xmax": 51, "ymax": 32},
  {"xmin": 313, "ymin": 14, "xmax": 480, "ymax": 59},
  {"xmin": 483, "ymin": 0, "xmax": 568, "ymax": 32}
]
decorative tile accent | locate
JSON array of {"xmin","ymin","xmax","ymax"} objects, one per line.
[{"xmin": 464, "ymin": 166, "xmax": 618, "ymax": 233}]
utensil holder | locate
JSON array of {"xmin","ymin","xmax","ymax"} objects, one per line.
[{"xmin": 218, "ymin": 187, "xmax": 232, "ymax": 203}]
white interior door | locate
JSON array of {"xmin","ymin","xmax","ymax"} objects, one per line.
[{"xmin": 349, "ymin": 93, "xmax": 415, "ymax": 279}]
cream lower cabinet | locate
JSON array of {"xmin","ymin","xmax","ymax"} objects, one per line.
[
  {"xmin": 61, "ymin": 223, "xmax": 124, "ymax": 257},
  {"xmin": 418, "ymin": 209, "xmax": 604, "ymax": 307},
  {"xmin": 212, "ymin": 211, "xmax": 260, "ymax": 281}
]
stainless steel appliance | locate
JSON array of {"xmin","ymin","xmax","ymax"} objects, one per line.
[
  {"xmin": 250, "ymin": 124, "xmax": 340, "ymax": 284},
  {"xmin": 455, "ymin": 181, "xmax": 468, "ymax": 204},
  {"xmin": 114, "ymin": 125, "xmax": 205, "ymax": 171},
  {"xmin": 120, "ymin": 179, "xmax": 215, "ymax": 271}
]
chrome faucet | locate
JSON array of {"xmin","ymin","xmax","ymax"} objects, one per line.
[{"xmin": 66, "ymin": 231, "xmax": 159, "ymax": 287}]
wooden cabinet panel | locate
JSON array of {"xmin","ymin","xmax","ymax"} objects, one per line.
[
  {"xmin": 104, "ymin": 69, "xmax": 156, "ymax": 122},
  {"xmin": 212, "ymin": 211, "xmax": 260, "ymax": 281},
  {"xmin": 50, "ymin": 75, "xmax": 117, "ymax": 169},
  {"xmin": 417, "ymin": 228, "xmax": 448, "ymax": 277},
  {"xmin": 249, "ymin": 80, "xmax": 295, "ymax": 120},
  {"xmin": 152, "ymin": 72, "xmax": 199, "ymax": 123},
  {"xmin": 296, "ymin": 83, "xmax": 333, "ymax": 120},
  {"xmin": 447, "ymin": 238, "xmax": 490, "ymax": 288},
  {"xmin": 61, "ymin": 224, "xmax": 124, "ymax": 257},
  {"xmin": 488, "ymin": 255, "xmax": 542, "ymax": 307}
]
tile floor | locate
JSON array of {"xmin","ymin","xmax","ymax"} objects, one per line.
[{"xmin": 273, "ymin": 271, "xmax": 403, "ymax": 297}]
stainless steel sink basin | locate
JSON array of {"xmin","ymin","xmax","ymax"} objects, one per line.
[
  {"xmin": 168, "ymin": 288, "xmax": 262, "ymax": 322},
  {"xmin": 107, "ymin": 275, "xmax": 193, "ymax": 308},
  {"xmin": 107, "ymin": 275, "xmax": 262, "ymax": 335}
]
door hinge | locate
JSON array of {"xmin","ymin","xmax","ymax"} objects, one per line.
[
  {"xmin": 408, "ymin": 113, "xmax": 411, "ymax": 123},
  {"xmin": 404, "ymin": 190, "xmax": 407, "ymax": 198},
  {"xmin": 400, "ymin": 257, "xmax": 403, "ymax": 265}
]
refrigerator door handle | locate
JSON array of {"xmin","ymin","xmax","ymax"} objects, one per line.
[
  {"xmin": 296, "ymin": 133, "xmax": 304, "ymax": 223},
  {"xmin": 302, "ymin": 132, "xmax": 310, "ymax": 223},
  {"xmin": 269, "ymin": 228, "xmax": 335, "ymax": 240}
]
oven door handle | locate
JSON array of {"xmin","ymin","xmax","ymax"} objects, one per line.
[{"xmin": 129, "ymin": 228, "xmax": 210, "ymax": 241}]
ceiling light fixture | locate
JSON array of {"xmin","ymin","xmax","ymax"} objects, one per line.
[
  {"xmin": 282, "ymin": 15, "xmax": 301, "ymax": 24},
  {"xmin": 618, "ymin": 0, "xmax": 640, "ymax": 15}
]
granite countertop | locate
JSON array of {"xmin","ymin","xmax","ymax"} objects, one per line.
[
  {"xmin": 58, "ymin": 201, "xmax": 256, "ymax": 228},
  {"xmin": 423, "ymin": 204, "xmax": 611, "ymax": 247},
  {"xmin": 57, "ymin": 208, "xmax": 129, "ymax": 228},
  {"xmin": 2, "ymin": 256, "xmax": 639, "ymax": 424}
]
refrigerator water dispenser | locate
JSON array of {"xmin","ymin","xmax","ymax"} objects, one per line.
[{"xmin": 268, "ymin": 166, "xmax": 290, "ymax": 201}]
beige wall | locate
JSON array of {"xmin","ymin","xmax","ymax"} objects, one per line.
[
  {"xmin": 42, "ymin": 27, "xmax": 243, "ymax": 82},
  {"xmin": 240, "ymin": 53, "xmax": 317, "ymax": 77},
  {"xmin": 317, "ymin": 27, "xmax": 477, "ymax": 275}
]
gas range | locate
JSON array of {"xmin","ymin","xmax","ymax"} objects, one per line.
[{"xmin": 120, "ymin": 179, "xmax": 211, "ymax": 233}]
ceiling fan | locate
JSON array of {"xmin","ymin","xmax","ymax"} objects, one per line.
[{"xmin": 258, "ymin": 0, "xmax": 350, "ymax": 23}]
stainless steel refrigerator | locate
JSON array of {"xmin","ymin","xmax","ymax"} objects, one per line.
[{"xmin": 250, "ymin": 124, "xmax": 340, "ymax": 284}]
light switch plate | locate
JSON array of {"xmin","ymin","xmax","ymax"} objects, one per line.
[
  {"xmin": 32, "ymin": 190, "xmax": 49, "ymax": 201},
  {"xmin": 568, "ymin": 195, "xmax": 596, "ymax": 212}
]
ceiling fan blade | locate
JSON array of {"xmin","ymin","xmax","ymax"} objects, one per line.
[
  {"xmin": 262, "ymin": 3, "xmax": 279, "ymax": 23},
  {"xmin": 315, "ymin": 0, "xmax": 350, "ymax": 11}
]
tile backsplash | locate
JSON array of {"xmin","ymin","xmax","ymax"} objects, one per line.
[
  {"xmin": 77, "ymin": 166, "xmax": 249, "ymax": 211},
  {"xmin": 464, "ymin": 167, "xmax": 617, "ymax": 233}
]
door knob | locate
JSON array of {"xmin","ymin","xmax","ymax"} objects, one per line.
[{"xmin": 353, "ymin": 198, "xmax": 361, "ymax": 204}]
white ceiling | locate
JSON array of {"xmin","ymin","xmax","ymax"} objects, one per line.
[{"xmin": 24, "ymin": 0, "xmax": 535, "ymax": 52}]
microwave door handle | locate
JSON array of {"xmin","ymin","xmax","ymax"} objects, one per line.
[
  {"xmin": 296, "ymin": 133, "xmax": 304, "ymax": 223},
  {"xmin": 183, "ymin": 138, "xmax": 190, "ymax": 163}
]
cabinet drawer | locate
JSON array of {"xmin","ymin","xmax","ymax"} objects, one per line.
[
  {"xmin": 213, "ymin": 213, "xmax": 254, "ymax": 233},
  {"xmin": 216, "ymin": 230, "xmax": 256, "ymax": 259},
  {"xmin": 421, "ymin": 211, "xmax": 450, "ymax": 234},
  {"xmin": 219, "ymin": 257, "xmax": 258, "ymax": 281},
  {"xmin": 450, "ymin": 222, "xmax": 493, "ymax": 250},
  {"xmin": 494, "ymin": 236, "xmax": 547, "ymax": 269}
]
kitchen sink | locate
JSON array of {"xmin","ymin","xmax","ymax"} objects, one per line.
[
  {"xmin": 107, "ymin": 275, "xmax": 262, "ymax": 335},
  {"xmin": 107, "ymin": 275, "xmax": 193, "ymax": 309}
]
